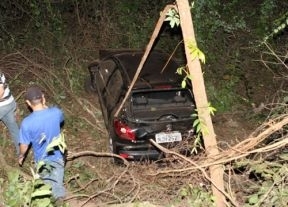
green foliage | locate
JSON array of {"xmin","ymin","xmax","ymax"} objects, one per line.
[
  {"xmin": 187, "ymin": 41, "xmax": 205, "ymax": 63},
  {"xmin": 1, "ymin": 170, "xmax": 53, "ymax": 207},
  {"xmin": 1, "ymin": 1, "xmax": 288, "ymax": 205},
  {"xmin": 192, "ymin": 0, "xmax": 247, "ymax": 47},
  {"xmin": 192, "ymin": 103, "xmax": 215, "ymax": 135},
  {"xmin": 64, "ymin": 160, "xmax": 97, "ymax": 195},
  {"xmin": 190, "ymin": 103, "xmax": 216, "ymax": 153},
  {"xmin": 0, "ymin": 133, "xmax": 67, "ymax": 206},
  {"xmin": 192, "ymin": 113, "xmax": 207, "ymax": 135},
  {"xmin": 165, "ymin": 8, "xmax": 180, "ymax": 28},
  {"xmin": 263, "ymin": 12, "xmax": 288, "ymax": 42},
  {"xmin": 258, "ymin": 0, "xmax": 277, "ymax": 34},
  {"xmin": 174, "ymin": 185, "xmax": 215, "ymax": 207},
  {"xmin": 235, "ymin": 156, "xmax": 288, "ymax": 207},
  {"xmin": 192, "ymin": 1, "xmax": 246, "ymax": 111},
  {"xmin": 190, "ymin": 0, "xmax": 287, "ymax": 62},
  {"xmin": 176, "ymin": 41, "xmax": 205, "ymax": 88},
  {"xmin": 190, "ymin": 0, "xmax": 287, "ymax": 114},
  {"xmin": 106, "ymin": 0, "xmax": 168, "ymax": 48},
  {"xmin": 176, "ymin": 66, "xmax": 192, "ymax": 88},
  {"xmin": 208, "ymin": 103, "xmax": 217, "ymax": 116},
  {"xmin": 0, "ymin": 0, "xmax": 63, "ymax": 51},
  {"xmin": 206, "ymin": 77, "xmax": 241, "ymax": 112},
  {"xmin": 46, "ymin": 132, "xmax": 67, "ymax": 154}
]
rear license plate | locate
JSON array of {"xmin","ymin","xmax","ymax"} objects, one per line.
[{"xmin": 155, "ymin": 131, "xmax": 182, "ymax": 143}]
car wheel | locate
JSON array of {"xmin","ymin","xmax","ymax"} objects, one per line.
[
  {"xmin": 108, "ymin": 137, "xmax": 124, "ymax": 165},
  {"xmin": 84, "ymin": 76, "xmax": 97, "ymax": 94}
]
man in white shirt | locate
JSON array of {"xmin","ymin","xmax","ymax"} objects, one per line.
[{"xmin": 0, "ymin": 72, "xmax": 19, "ymax": 155}]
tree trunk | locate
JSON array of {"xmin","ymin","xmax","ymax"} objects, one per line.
[{"xmin": 175, "ymin": 1, "xmax": 226, "ymax": 206}]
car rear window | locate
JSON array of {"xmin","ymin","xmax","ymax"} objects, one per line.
[{"xmin": 132, "ymin": 89, "xmax": 194, "ymax": 107}]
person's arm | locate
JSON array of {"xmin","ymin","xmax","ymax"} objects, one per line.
[
  {"xmin": 0, "ymin": 84, "xmax": 4, "ymax": 98},
  {"xmin": 18, "ymin": 143, "xmax": 29, "ymax": 166},
  {"xmin": 0, "ymin": 73, "xmax": 5, "ymax": 98}
]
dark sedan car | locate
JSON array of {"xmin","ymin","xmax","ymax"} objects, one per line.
[{"xmin": 86, "ymin": 49, "xmax": 197, "ymax": 162}]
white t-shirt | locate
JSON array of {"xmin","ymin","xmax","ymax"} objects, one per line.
[{"xmin": 0, "ymin": 73, "xmax": 14, "ymax": 107}]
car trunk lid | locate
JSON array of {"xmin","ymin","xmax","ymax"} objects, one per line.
[{"xmin": 124, "ymin": 88, "xmax": 196, "ymax": 140}]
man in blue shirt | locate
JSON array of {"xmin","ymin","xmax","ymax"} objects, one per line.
[{"xmin": 18, "ymin": 86, "xmax": 66, "ymax": 202}]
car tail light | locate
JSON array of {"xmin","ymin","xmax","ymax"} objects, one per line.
[
  {"xmin": 119, "ymin": 153, "xmax": 129, "ymax": 159},
  {"xmin": 113, "ymin": 119, "xmax": 136, "ymax": 141}
]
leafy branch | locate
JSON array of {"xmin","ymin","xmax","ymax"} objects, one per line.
[{"xmin": 1, "ymin": 132, "xmax": 67, "ymax": 206}]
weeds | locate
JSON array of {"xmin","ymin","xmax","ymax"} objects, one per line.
[
  {"xmin": 235, "ymin": 156, "xmax": 288, "ymax": 207},
  {"xmin": 1, "ymin": 134, "xmax": 67, "ymax": 207}
]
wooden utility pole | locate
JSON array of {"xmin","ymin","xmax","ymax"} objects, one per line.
[
  {"xmin": 114, "ymin": 2, "xmax": 226, "ymax": 206},
  {"xmin": 175, "ymin": 1, "xmax": 226, "ymax": 206}
]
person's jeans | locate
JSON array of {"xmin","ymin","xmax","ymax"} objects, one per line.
[
  {"xmin": 40, "ymin": 159, "xmax": 66, "ymax": 199},
  {"xmin": 0, "ymin": 100, "xmax": 19, "ymax": 155}
]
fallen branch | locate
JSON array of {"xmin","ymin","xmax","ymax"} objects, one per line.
[
  {"xmin": 150, "ymin": 115, "xmax": 288, "ymax": 174},
  {"xmin": 147, "ymin": 114, "xmax": 288, "ymax": 206},
  {"xmin": 65, "ymin": 150, "xmax": 140, "ymax": 207},
  {"xmin": 66, "ymin": 150, "xmax": 130, "ymax": 166},
  {"xmin": 149, "ymin": 139, "xmax": 239, "ymax": 207}
]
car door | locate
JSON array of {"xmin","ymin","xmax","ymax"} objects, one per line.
[{"xmin": 95, "ymin": 59, "xmax": 124, "ymax": 128}]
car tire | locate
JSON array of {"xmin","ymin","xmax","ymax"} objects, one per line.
[{"xmin": 108, "ymin": 137, "xmax": 123, "ymax": 164}]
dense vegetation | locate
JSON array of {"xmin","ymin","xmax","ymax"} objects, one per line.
[
  {"xmin": 0, "ymin": 0, "xmax": 287, "ymax": 206},
  {"xmin": 1, "ymin": 0, "xmax": 287, "ymax": 110}
]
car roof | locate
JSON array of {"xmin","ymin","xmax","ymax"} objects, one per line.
[{"xmin": 101, "ymin": 50, "xmax": 183, "ymax": 89}]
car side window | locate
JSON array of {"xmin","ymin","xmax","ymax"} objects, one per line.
[
  {"xmin": 97, "ymin": 60, "xmax": 124, "ymax": 111},
  {"xmin": 105, "ymin": 69, "xmax": 124, "ymax": 110},
  {"xmin": 97, "ymin": 60, "xmax": 116, "ymax": 92}
]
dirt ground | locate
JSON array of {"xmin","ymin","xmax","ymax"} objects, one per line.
[{"xmin": 0, "ymin": 44, "xmax": 283, "ymax": 207}]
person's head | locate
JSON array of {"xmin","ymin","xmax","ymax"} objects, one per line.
[{"xmin": 25, "ymin": 86, "xmax": 45, "ymax": 109}]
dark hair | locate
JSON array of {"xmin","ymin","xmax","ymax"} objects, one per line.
[
  {"xmin": 25, "ymin": 86, "xmax": 43, "ymax": 101},
  {"xmin": 29, "ymin": 98, "xmax": 43, "ymax": 106}
]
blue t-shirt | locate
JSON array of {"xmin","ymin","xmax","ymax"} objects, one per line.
[{"xmin": 19, "ymin": 106, "xmax": 64, "ymax": 163}]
